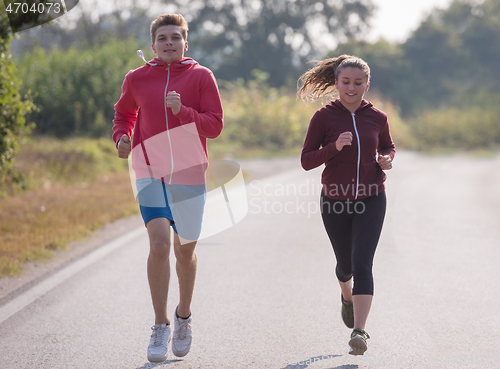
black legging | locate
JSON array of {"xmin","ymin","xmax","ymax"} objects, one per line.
[{"xmin": 320, "ymin": 191, "xmax": 386, "ymax": 296}]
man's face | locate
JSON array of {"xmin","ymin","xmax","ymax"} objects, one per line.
[{"xmin": 152, "ymin": 25, "xmax": 188, "ymax": 64}]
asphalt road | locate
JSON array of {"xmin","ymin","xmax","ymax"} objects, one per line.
[{"xmin": 1, "ymin": 152, "xmax": 500, "ymax": 369}]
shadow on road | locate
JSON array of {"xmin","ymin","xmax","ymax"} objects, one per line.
[
  {"xmin": 134, "ymin": 359, "xmax": 182, "ymax": 369},
  {"xmin": 280, "ymin": 354, "xmax": 358, "ymax": 369}
]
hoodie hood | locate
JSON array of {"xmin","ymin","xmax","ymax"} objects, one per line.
[
  {"xmin": 135, "ymin": 56, "xmax": 198, "ymax": 78},
  {"xmin": 148, "ymin": 57, "xmax": 198, "ymax": 67},
  {"xmin": 136, "ymin": 50, "xmax": 198, "ymax": 69},
  {"xmin": 329, "ymin": 99, "xmax": 373, "ymax": 113}
]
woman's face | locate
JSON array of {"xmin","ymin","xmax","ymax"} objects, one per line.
[{"xmin": 335, "ymin": 67, "xmax": 370, "ymax": 111}]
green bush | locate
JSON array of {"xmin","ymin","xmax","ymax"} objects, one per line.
[
  {"xmin": 1, "ymin": 136, "xmax": 128, "ymax": 196},
  {"xmin": 215, "ymin": 71, "xmax": 319, "ymax": 156},
  {"xmin": 212, "ymin": 72, "xmax": 413, "ymax": 158},
  {"xmin": 0, "ymin": 7, "xmax": 34, "ymax": 181},
  {"xmin": 366, "ymin": 93, "xmax": 415, "ymax": 151},
  {"xmin": 17, "ymin": 38, "xmax": 144, "ymax": 137},
  {"xmin": 409, "ymin": 107, "xmax": 500, "ymax": 151}
]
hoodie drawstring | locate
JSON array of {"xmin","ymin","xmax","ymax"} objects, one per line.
[{"xmin": 137, "ymin": 50, "xmax": 157, "ymax": 66}]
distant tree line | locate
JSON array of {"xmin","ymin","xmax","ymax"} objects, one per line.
[
  {"xmin": 12, "ymin": 0, "xmax": 375, "ymax": 86},
  {"xmin": 162, "ymin": 0, "xmax": 374, "ymax": 86},
  {"xmin": 8, "ymin": 0, "xmax": 500, "ymax": 150},
  {"xmin": 12, "ymin": 0, "xmax": 374, "ymax": 137}
]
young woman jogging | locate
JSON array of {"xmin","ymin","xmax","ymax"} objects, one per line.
[{"xmin": 298, "ymin": 55, "xmax": 395, "ymax": 355}]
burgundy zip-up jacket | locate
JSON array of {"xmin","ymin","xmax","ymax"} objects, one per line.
[{"xmin": 301, "ymin": 99, "xmax": 396, "ymax": 200}]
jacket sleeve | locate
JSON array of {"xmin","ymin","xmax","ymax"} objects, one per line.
[
  {"xmin": 112, "ymin": 72, "xmax": 138, "ymax": 146},
  {"xmin": 175, "ymin": 71, "xmax": 224, "ymax": 139},
  {"xmin": 301, "ymin": 110, "xmax": 339, "ymax": 171},
  {"xmin": 377, "ymin": 113, "xmax": 396, "ymax": 160}
]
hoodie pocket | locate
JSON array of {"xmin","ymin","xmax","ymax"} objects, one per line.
[
  {"xmin": 323, "ymin": 162, "xmax": 357, "ymax": 197},
  {"xmin": 359, "ymin": 162, "xmax": 385, "ymax": 195},
  {"xmin": 333, "ymin": 162, "xmax": 356, "ymax": 182}
]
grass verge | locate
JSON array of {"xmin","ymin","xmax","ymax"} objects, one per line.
[
  {"xmin": 0, "ymin": 136, "xmax": 138, "ymax": 278},
  {"xmin": 0, "ymin": 170, "xmax": 138, "ymax": 277}
]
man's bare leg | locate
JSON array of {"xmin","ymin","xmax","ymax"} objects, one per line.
[
  {"xmin": 173, "ymin": 234, "xmax": 197, "ymax": 318},
  {"xmin": 146, "ymin": 218, "xmax": 172, "ymax": 324}
]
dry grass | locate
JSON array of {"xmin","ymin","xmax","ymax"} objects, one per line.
[
  {"xmin": 0, "ymin": 171, "xmax": 138, "ymax": 277},
  {"xmin": 1, "ymin": 137, "xmax": 127, "ymax": 197}
]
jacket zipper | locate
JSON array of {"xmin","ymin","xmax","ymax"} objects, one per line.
[
  {"xmin": 164, "ymin": 63, "xmax": 174, "ymax": 184},
  {"xmin": 351, "ymin": 112, "xmax": 361, "ymax": 200}
]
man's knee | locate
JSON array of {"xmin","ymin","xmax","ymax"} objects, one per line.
[
  {"xmin": 174, "ymin": 241, "xmax": 197, "ymax": 264},
  {"xmin": 149, "ymin": 238, "xmax": 170, "ymax": 259}
]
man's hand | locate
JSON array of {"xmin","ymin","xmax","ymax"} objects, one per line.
[
  {"xmin": 336, "ymin": 131, "xmax": 353, "ymax": 151},
  {"xmin": 166, "ymin": 91, "xmax": 182, "ymax": 115},
  {"xmin": 377, "ymin": 154, "xmax": 393, "ymax": 170},
  {"xmin": 117, "ymin": 134, "xmax": 131, "ymax": 159}
]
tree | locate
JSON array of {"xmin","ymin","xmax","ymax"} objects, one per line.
[
  {"xmin": 330, "ymin": 39, "xmax": 416, "ymax": 113},
  {"xmin": 460, "ymin": 0, "xmax": 500, "ymax": 88},
  {"xmin": 3, "ymin": 0, "xmax": 79, "ymax": 33},
  {"xmin": 400, "ymin": 0, "xmax": 500, "ymax": 113},
  {"xmin": 400, "ymin": 1, "xmax": 472, "ymax": 113},
  {"xmin": 0, "ymin": 3, "xmax": 34, "ymax": 182},
  {"xmin": 10, "ymin": 1, "xmax": 151, "ymax": 53},
  {"xmin": 328, "ymin": 0, "xmax": 500, "ymax": 116},
  {"xmin": 161, "ymin": 0, "xmax": 375, "ymax": 86},
  {"xmin": 1, "ymin": 0, "xmax": 78, "ymax": 181}
]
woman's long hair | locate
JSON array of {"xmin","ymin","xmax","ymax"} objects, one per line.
[{"xmin": 297, "ymin": 55, "xmax": 371, "ymax": 105}]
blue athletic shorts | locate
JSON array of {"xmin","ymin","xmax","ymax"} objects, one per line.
[{"xmin": 137, "ymin": 178, "xmax": 206, "ymax": 241}]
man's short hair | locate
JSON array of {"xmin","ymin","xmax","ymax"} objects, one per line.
[{"xmin": 150, "ymin": 14, "xmax": 189, "ymax": 43}]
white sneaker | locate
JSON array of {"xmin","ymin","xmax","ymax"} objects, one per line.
[
  {"xmin": 147, "ymin": 323, "xmax": 171, "ymax": 362},
  {"xmin": 171, "ymin": 308, "xmax": 192, "ymax": 357}
]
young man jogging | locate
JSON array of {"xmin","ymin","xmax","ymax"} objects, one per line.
[{"xmin": 112, "ymin": 13, "xmax": 223, "ymax": 362}]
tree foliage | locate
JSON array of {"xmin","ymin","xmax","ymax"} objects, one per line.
[
  {"xmin": 3, "ymin": 0, "xmax": 74, "ymax": 33},
  {"xmin": 331, "ymin": 0, "xmax": 500, "ymax": 117},
  {"xmin": 0, "ymin": 4, "xmax": 33, "ymax": 179},
  {"xmin": 17, "ymin": 39, "xmax": 143, "ymax": 137},
  {"xmin": 11, "ymin": 2, "xmax": 151, "ymax": 53},
  {"xmin": 217, "ymin": 71, "xmax": 318, "ymax": 153},
  {"xmin": 12, "ymin": 0, "xmax": 375, "ymax": 87},
  {"xmin": 330, "ymin": 39, "xmax": 415, "ymax": 112}
]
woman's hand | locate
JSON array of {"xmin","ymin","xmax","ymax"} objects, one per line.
[
  {"xmin": 377, "ymin": 155, "xmax": 393, "ymax": 170},
  {"xmin": 336, "ymin": 131, "xmax": 353, "ymax": 151}
]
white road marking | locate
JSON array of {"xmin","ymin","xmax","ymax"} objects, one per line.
[{"xmin": 0, "ymin": 227, "xmax": 146, "ymax": 324}]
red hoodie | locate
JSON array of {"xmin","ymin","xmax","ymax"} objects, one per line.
[
  {"xmin": 301, "ymin": 99, "xmax": 395, "ymax": 200},
  {"xmin": 113, "ymin": 57, "xmax": 223, "ymax": 185}
]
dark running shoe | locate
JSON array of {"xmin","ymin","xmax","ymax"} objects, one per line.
[
  {"xmin": 341, "ymin": 294, "xmax": 354, "ymax": 329},
  {"xmin": 349, "ymin": 328, "xmax": 370, "ymax": 355}
]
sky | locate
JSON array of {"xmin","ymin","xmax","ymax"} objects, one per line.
[{"xmin": 368, "ymin": 0, "xmax": 454, "ymax": 42}]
